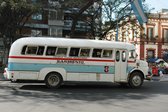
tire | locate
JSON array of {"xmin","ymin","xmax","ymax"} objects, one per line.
[
  {"xmin": 45, "ymin": 72, "xmax": 62, "ymax": 88},
  {"xmin": 129, "ymin": 72, "xmax": 143, "ymax": 88}
]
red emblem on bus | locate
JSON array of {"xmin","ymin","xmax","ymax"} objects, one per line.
[{"xmin": 104, "ymin": 66, "xmax": 109, "ymax": 73}]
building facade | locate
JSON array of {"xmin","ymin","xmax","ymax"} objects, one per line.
[
  {"xmin": 140, "ymin": 9, "xmax": 168, "ymax": 61},
  {"xmin": 0, "ymin": 0, "xmax": 102, "ymax": 65},
  {"xmin": 106, "ymin": 9, "xmax": 168, "ymax": 61},
  {"xmin": 22, "ymin": 0, "xmax": 101, "ymax": 38}
]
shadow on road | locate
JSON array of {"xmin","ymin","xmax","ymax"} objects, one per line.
[{"xmin": 0, "ymin": 81, "xmax": 168, "ymax": 103}]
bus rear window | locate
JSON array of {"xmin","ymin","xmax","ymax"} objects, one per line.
[{"xmin": 21, "ymin": 46, "xmax": 27, "ymax": 55}]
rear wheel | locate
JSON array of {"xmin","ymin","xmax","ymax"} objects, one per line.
[
  {"xmin": 129, "ymin": 72, "xmax": 143, "ymax": 88},
  {"xmin": 45, "ymin": 72, "xmax": 62, "ymax": 88}
]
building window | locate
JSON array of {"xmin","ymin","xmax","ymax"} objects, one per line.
[
  {"xmin": 147, "ymin": 50, "xmax": 155, "ymax": 59},
  {"xmin": 162, "ymin": 50, "xmax": 168, "ymax": 61},
  {"xmin": 147, "ymin": 27, "xmax": 154, "ymax": 40},
  {"xmin": 49, "ymin": 10, "xmax": 62, "ymax": 20},
  {"xmin": 31, "ymin": 0, "xmax": 37, "ymax": 3},
  {"xmin": 163, "ymin": 29, "xmax": 168, "ymax": 42},
  {"xmin": 32, "ymin": 13, "xmax": 42, "ymax": 20},
  {"xmin": 31, "ymin": 30, "xmax": 42, "ymax": 36},
  {"xmin": 49, "ymin": 28, "xmax": 62, "ymax": 37}
]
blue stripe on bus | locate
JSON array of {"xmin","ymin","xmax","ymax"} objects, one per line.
[
  {"xmin": 8, "ymin": 63, "xmax": 116, "ymax": 74},
  {"xmin": 8, "ymin": 63, "xmax": 135, "ymax": 75}
]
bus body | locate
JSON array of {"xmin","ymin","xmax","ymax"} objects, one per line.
[{"xmin": 6, "ymin": 37, "xmax": 149, "ymax": 88}]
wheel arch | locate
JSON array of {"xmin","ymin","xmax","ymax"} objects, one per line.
[
  {"xmin": 45, "ymin": 71, "xmax": 63, "ymax": 81},
  {"xmin": 38, "ymin": 68, "xmax": 66, "ymax": 81},
  {"xmin": 128, "ymin": 69, "xmax": 144, "ymax": 80}
]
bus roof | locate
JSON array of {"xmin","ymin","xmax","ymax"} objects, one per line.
[{"xmin": 10, "ymin": 37, "xmax": 135, "ymax": 55}]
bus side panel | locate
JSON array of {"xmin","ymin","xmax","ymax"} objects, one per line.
[
  {"xmin": 7, "ymin": 71, "xmax": 38, "ymax": 80},
  {"xmin": 19, "ymin": 71, "xmax": 39, "ymax": 80},
  {"xmin": 100, "ymin": 74, "xmax": 115, "ymax": 82},
  {"xmin": 38, "ymin": 68, "xmax": 67, "ymax": 81},
  {"xmin": 66, "ymin": 73, "xmax": 115, "ymax": 82}
]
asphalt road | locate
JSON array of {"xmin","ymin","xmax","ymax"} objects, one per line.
[{"xmin": 0, "ymin": 81, "xmax": 168, "ymax": 112}]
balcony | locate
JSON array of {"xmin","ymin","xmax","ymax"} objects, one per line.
[
  {"xmin": 48, "ymin": 20, "xmax": 64, "ymax": 26},
  {"xmin": 25, "ymin": 23, "xmax": 49, "ymax": 29},
  {"xmin": 64, "ymin": 20, "xmax": 91, "ymax": 31}
]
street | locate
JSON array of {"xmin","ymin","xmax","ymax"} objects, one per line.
[{"xmin": 0, "ymin": 81, "xmax": 168, "ymax": 112}]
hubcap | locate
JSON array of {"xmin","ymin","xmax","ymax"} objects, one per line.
[
  {"xmin": 132, "ymin": 75, "xmax": 142, "ymax": 86},
  {"xmin": 48, "ymin": 75, "xmax": 59, "ymax": 86}
]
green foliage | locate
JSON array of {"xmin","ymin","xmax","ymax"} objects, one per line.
[
  {"xmin": 101, "ymin": 0, "xmax": 152, "ymax": 39},
  {"xmin": 0, "ymin": 0, "xmax": 39, "ymax": 48},
  {"xmin": 0, "ymin": 0, "xmax": 41, "ymax": 63},
  {"xmin": 63, "ymin": 0, "xmax": 87, "ymax": 8}
]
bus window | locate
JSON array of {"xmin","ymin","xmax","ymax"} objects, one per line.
[
  {"xmin": 46, "ymin": 46, "xmax": 57, "ymax": 56},
  {"xmin": 92, "ymin": 49, "xmax": 102, "ymax": 58},
  {"xmin": 79, "ymin": 48, "xmax": 90, "ymax": 57},
  {"xmin": 21, "ymin": 45, "xmax": 27, "ymax": 55},
  {"xmin": 37, "ymin": 46, "xmax": 44, "ymax": 55},
  {"xmin": 116, "ymin": 51, "xmax": 120, "ymax": 62},
  {"xmin": 27, "ymin": 46, "xmax": 38, "ymax": 55},
  {"xmin": 122, "ymin": 51, "xmax": 126, "ymax": 62},
  {"xmin": 129, "ymin": 50, "xmax": 136, "ymax": 59},
  {"xmin": 56, "ymin": 47, "xmax": 67, "ymax": 57},
  {"xmin": 102, "ymin": 50, "xmax": 113, "ymax": 58},
  {"xmin": 69, "ymin": 48, "xmax": 80, "ymax": 57}
]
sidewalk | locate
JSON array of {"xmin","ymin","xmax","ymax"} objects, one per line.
[
  {"xmin": 152, "ymin": 74, "xmax": 168, "ymax": 82},
  {"xmin": 160, "ymin": 74, "xmax": 168, "ymax": 81}
]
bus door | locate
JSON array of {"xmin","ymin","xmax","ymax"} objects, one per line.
[{"xmin": 114, "ymin": 50, "xmax": 127, "ymax": 81}]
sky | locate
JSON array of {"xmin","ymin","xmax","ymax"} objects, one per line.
[{"xmin": 145, "ymin": 0, "xmax": 168, "ymax": 12}]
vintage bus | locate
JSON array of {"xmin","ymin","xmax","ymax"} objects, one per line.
[{"xmin": 6, "ymin": 37, "xmax": 149, "ymax": 88}]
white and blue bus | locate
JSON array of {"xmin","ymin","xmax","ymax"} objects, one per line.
[{"xmin": 6, "ymin": 37, "xmax": 149, "ymax": 88}]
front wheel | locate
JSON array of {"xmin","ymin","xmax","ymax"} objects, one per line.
[
  {"xmin": 45, "ymin": 72, "xmax": 62, "ymax": 88},
  {"xmin": 129, "ymin": 72, "xmax": 143, "ymax": 88}
]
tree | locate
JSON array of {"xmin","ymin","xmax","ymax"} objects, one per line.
[
  {"xmin": 48, "ymin": 0, "xmax": 100, "ymax": 38},
  {"xmin": 65, "ymin": 0, "xmax": 97, "ymax": 38},
  {"xmin": 101, "ymin": 0, "xmax": 153, "ymax": 40},
  {"xmin": 58, "ymin": 0, "xmax": 134, "ymax": 39},
  {"xmin": 0, "ymin": 0, "xmax": 38, "ymax": 64},
  {"xmin": 49, "ymin": 0, "xmax": 152, "ymax": 39}
]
